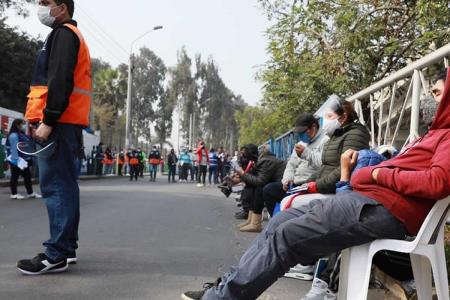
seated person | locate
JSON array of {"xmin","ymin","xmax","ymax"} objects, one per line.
[
  {"xmin": 232, "ymin": 144, "xmax": 286, "ymax": 233},
  {"xmin": 280, "ymin": 97, "xmax": 370, "ymax": 210},
  {"xmin": 263, "ymin": 113, "xmax": 329, "ymax": 216},
  {"xmin": 301, "ymin": 71, "xmax": 448, "ymax": 300},
  {"xmin": 181, "ymin": 68, "xmax": 450, "ymax": 300}
]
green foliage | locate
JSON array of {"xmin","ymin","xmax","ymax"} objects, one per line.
[
  {"xmin": 131, "ymin": 47, "xmax": 167, "ymax": 145},
  {"xmin": 0, "ymin": 19, "xmax": 41, "ymax": 112},
  {"xmin": 91, "ymin": 58, "xmax": 127, "ymax": 147},
  {"xmin": 242, "ymin": 0, "xmax": 450, "ymax": 145}
]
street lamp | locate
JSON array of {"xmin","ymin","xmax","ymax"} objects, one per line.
[{"xmin": 125, "ymin": 26, "xmax": 163, "ymax": 148}]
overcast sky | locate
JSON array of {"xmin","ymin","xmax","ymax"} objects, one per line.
[{"xmin": 6, "ymin": 0, "xmax": 271, "ymax": 106}]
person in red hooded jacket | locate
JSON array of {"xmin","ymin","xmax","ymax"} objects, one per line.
[
  {"xmin": 196, "ymin": 141, "xmax": 209, "ymax": 187},
  {"xmin": 182, "ymin": 69, "xmax": 450, "ymax": 300}
]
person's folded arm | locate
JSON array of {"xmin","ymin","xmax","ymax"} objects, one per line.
[{"xmin": 375, "ymin": 135, "xmax": 450, "ymax": 200}]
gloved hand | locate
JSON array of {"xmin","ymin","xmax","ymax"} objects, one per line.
[{"xmin": 306, "ymin": 182, "xmax": 318, "ymax": 193}]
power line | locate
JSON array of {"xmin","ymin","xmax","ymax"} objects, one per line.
[
  {"xmin": 75, "ymin": 3, "xmax": 129, "ymax": 57},
  {"xmin": 78, "ymin": 22, "xmax": 125, "ymax": 65}
]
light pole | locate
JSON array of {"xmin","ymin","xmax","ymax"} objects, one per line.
[{"xmin": 125, "ymin": 25, "xmax": 163, "ymax": 148}]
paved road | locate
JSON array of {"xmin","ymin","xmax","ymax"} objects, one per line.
[{"xmin": 0, "ymin": 177, "xmax": 309, "ymax": 300}]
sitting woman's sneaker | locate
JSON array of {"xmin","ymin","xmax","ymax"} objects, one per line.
[
  {"xmin": 67, "ymin": 252, "xmax": 77, "ymax": 265},
  {"xmin": 17, "ymin": 253, "xmax": 68, "ymax": 275}
]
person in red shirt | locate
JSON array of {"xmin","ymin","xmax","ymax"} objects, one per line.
[{"xmin": 181, "ymin": 69, "xmax": 450, "ymax": 300}]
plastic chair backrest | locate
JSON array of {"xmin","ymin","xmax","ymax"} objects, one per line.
[{"xmin": 414, "ymin": 196, "xmax": 450, "ymax": 246}]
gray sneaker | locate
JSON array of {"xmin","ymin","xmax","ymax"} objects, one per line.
[{"xmin": 301, "ymin": 278, "xmax": 328, "ymax": 300}]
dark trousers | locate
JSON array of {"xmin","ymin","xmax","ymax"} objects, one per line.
[
  {"xmin": 263, "ymin": 182, "xmax": 288, "ymax": 216},
  {"xmin": 241, "ymin": 186, "xmax": 265, "ymax": 214},
  {"xmin": 138, "ymin": 162, "xmax": 144, "ymax": 177},
  {"xmin": 191, "ymin": 165, "xmax": 198, "ymax": 181},
  {"xmin": 203, "ymin": 191, "xmax": 406, "ymax": 300},
  {"xmin": 198, "ymin": 165, "xmax": 207, "ymax": 184},
  {"xmin": 168, "ymin": 165, "xmax": 176, "ymax": 182},
  {"xmin": 129, "ymin": 164, "xmax": 139, "ymax": 181},
  {"xmin": 118, "ymin": 164, "xmax": 123, "ymax": 176},
  {"xmin": 95, "ymin": 160, "xmax": 103, "ymax": 176},
  {"xmin": 38, "ymin": 124, "xmax": 82, "ymax": 261},
  {"xmin": 10, "ymin": 165, "xmax": 33, "ymax": 195},
  {"xmin": 181, "ymin": 164, "xmax": 191, "ymax": 180}
]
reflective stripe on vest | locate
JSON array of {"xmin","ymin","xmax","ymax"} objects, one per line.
[{"xmin": 25, "ymin": 24, "xmax": 92, "ymax": 126}]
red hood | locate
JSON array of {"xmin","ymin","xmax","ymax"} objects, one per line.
[{"xmin": 431, "ymin": 67, "xmax": 450, "ymax": 130}]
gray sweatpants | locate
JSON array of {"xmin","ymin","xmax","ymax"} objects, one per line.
[{"xmin": 203, "ymin": 191, "xmax": 407, "ymax": 300}]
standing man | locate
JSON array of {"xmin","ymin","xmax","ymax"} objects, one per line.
[
  {"xmin": 18, "ymin": 0, "xmax": 92, "ymax": 275},
  {"xmin": 196, "ymin": 141, "xmax": 209, "ymax": 187},
  {"xmin": 148, "ymin": 145, "xmax": 161, "ymax": 182}
]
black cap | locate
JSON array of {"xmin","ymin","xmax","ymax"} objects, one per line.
[{"xmin": 294, "ymin": 113, "xmax": 317, "ymax": 133}]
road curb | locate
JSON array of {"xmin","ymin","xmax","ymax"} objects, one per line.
[{"xmin": 0, "ymin": 175, "xmax": 125, "ymax": 188}]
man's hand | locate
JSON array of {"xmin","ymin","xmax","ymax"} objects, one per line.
[
  {"xmin": 282, "ymin": 180, "xmax": 293, "ymax": 192},
  {"xmin": 231, "ymin": 175, "xmax": 241, "ymax": 184},
  {"xmin": 295, "ymin": 144, "xmax": 305, "ymax": 157},
  {"xmin": 340, "ymin": 149, "xmax": 358, "ymax": 181},
  {"xmin": 34, "ymin": 123, "xmax": 53, "ymax": 142}
]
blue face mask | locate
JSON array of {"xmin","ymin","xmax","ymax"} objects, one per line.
[{"xmin": 298, "ymin": 132, "xmax": 311, "ymax": 144}]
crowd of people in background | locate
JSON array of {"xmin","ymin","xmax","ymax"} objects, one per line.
[{"xmin": 76, "ymin": 140, "xmax": 235, "ymax": 186}]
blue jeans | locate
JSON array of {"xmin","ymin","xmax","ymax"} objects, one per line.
[
  {"xmin": 38, "ymin": 124, "xmax": 82, "ymax": 261},
  {"xmin": 209, "ymin": 165, "xmax": 218, "ymax": 184},
  {"xmin": 168, "ymin": 165, "xmax": 176, "ymax": 182},
  {"xmin": 203, "ymin": 192, "xmax": 406, "ymax": 299},
  {"xmin": 149, "ymin": 164, "xmax": 158, "ymax": 180}
]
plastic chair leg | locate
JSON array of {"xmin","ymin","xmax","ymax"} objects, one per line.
[
  {"xmin": 429, "ymin": 244, "xmax": 450, "ymax": 300},
  {"xmin": 411, "ymin": 253, "xmax": 433, "ymax": 300},
  {"xmin": 337, "ymin": 245, "xmax": 372, "ymax": 300}
]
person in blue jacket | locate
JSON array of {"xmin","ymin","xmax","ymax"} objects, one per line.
[
  {"xmin": 179, "ymin": 148, "xmax": 192, "ymax": 182},
  {"xmin": 6, "ymin": 119, "xmax": 41, "ymax": 200},
  {"xmin": 208, "ymin": 148, "xmax": 219, "ymax": 184}
]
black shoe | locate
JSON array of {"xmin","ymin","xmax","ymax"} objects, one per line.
[
  {"xmin": 181, "ymin": 282, "xmax": 217, "ymax": 300},
  {"xmin": 219, "ymin": 187, "xmax": 232, "ymax": 198},
  {"xmin": 234, "ymin": 210, "xmax": 248, "ymax": 220},
  {"xmin": 17, "ymin": 253, "xmax": 68, "ymax": 275},
  {"xmin": 67, "ymin": 252, "xmax": 77, "ymax": 265}
]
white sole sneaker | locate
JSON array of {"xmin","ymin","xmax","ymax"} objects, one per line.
[
  {"xmin": 67, "ymin": 257, "xmax": 77, "ymax": 265},
  {"xmin": 18, "ymin": 263, "xmax": 69, "ymax": 276},
  {"xmin": 284, "ymin": 272, "xmax": 314, "ymax": 281}
]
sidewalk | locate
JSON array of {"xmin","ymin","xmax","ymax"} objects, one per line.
[{"xmin": 0, "ymin": 174, "xmax": 124, "ymax": 188}]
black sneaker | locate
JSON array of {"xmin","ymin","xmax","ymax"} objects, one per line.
[
  {"xmin": 67, "ymin": 253, "xmax": 77, "ymax": 265},
  {"xmin": 17, "ymin": 253, "xmax": 68, "ymax": 275},
  {"xmin": 181, "ymin": 282, "xmax": 216, "ymax": 300}
]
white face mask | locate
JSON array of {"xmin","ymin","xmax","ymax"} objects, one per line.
[
  {"xmin": 37, "ymin": 5, "xmax": 57, "ymax": 27},
  {"xmin": 322, "ymin": 118, "xmax": 342, "ymax": 137}
]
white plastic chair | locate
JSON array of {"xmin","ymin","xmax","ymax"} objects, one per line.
[{"xmin": 338, "ymin": 196, "xmax": 450, "ymax": 300}]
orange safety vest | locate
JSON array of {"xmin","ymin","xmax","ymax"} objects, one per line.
[
  {"xmin": 149, "ymin": 158, "xmax": 161, "ymax": 165},
  {"xmin": 129, "ymin": 158, "xmax": 139, "ymax": 165},
  {"xmin": 25, "ymin": 23, "xmax": 92, "ymax": 126}
]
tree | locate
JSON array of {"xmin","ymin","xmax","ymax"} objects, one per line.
[
  {"xmin": 130, "ymin": 47, "xmax": 167, "ymax": 146},
  {"xmin": 0, "ymin": 19, "xmax": 42, "ymax": 112},
  {"xmin": 252, "ymin": 0, "xmax": 450, "ymax": 142},
  {"xmin": 166, "ymin": 47, "xmax": 199, "ymax": 146},
  {"xmin": 154, "ymin": 88, "xmax": 175, "ymax": 150},
  {"xmin": 0, "ymin": 0, "xmax": 33, "ymax": 16}
]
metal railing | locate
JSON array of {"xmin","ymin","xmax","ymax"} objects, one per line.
[{"xmin": 263, "ymin": 43, "xmax": 450, "ymax": 158}]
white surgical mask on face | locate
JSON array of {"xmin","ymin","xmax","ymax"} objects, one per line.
[
  {"xmin": 37, "ymin": 5, "xmax": 57, "ymax": 27},
  {"xmin": 322, "ymin": 118, "xmax": 342, "ymax": 137}
]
